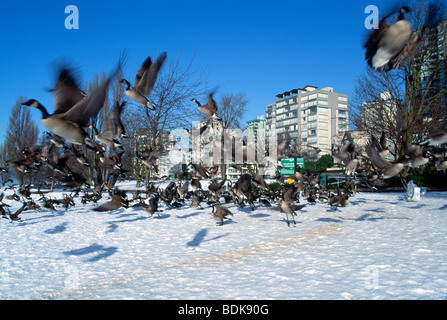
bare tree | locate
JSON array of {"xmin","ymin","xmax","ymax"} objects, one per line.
[
  {"xmin": 5, "ymin": 97, "xmax": 39, "ymax": 184},
  {"xmin": 121, "ymin": 53, "xmax": 208, "ymax": 183},
  {"xmin": 218, "ymin": 93, "xmax": 249, "ymax": 129},
  {"xmin": 0, "ymin": 143, "xmax": 10, "ymax": 185}
]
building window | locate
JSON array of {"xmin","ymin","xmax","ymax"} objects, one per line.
[
  {"xmin": 308, "ymin": 93, "xmax": 317, "ymax": 100},
  {"xmin": 308, "ymin": 122, "xmax": 317, "ymax": 129}
]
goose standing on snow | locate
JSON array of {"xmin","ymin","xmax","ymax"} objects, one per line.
[
  {"xmin": 23, "ymin": 60, "xmax": 122, "ymax": 148},
  {"xmin": 121, "ymin": 52, "xmax": 167, "ymax": 110},
  {"xmin": 211, "ymin": 205, "xmax": 233, "ymax": 226},
  {"xmin": 365, "ymin": 135, "xmax": 404, "ymax": 179}
]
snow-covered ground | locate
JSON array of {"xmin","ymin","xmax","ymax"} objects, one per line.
[{"xmin": 1, "ymin": 180, "xmax": 447, "ymax": 300}]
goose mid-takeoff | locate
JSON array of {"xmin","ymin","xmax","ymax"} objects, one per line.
[
  {"xmin": 191, "ymin": 91, "xmax": 222, "ymax": 121},
  {"xmin": 365, "ymin": 3, "xmax": 441, "ymax": 72},
  {"xmin": 365, "ymin": 6, "xmax": 414, "ymax": 71},
  {"xmin": 121, "ymin": 52, "xmax": 167, "ymax": 110},
  {"xmin": 22, "ymin": 59, "xmax": 122, "ymax": 148}
]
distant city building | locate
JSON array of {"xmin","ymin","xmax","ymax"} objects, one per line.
[
  {"xmin": 265, "ymin": 85, "xmax": 349, "ymax": 158},
  {"xmin": 246, "ymin": 115, "xmax": 266, "ymax": 146},
  {"xmin": 135, "ymin": 130, "xmax": 176, "ymax": 178},
  {"xmin": 360, "ymin": 91, "xmax": 396, "ymax": 135},
  {"xmin": 417, "ymin": 19, "xmax": 447, "ymax": 111}
]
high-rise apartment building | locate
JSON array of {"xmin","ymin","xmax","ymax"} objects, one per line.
[
  {"xmin": 265, "ymin": 85, "xmax": 349, "ymax": 156},
  {"xmin": 246, "ymin": 115, "xmax": 266, "ymax": 146}
]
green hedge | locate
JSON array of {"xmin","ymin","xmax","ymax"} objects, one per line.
[{"xmin": 384, "ymin": 169, "xmax": 447, "ymax": 188}]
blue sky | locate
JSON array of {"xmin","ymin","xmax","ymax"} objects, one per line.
[{"xmin": 0, "ymin": 0, "xmax": 391, "ymax": 145}]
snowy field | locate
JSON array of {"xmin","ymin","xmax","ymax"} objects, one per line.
[{"xmin": 1, "ymin": 180, "xmax": 447, "ymax": 300}]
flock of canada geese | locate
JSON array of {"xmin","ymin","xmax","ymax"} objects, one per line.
[{"xmin": 1, "ymin": 4, "xmax": 447, "ymax": 225}]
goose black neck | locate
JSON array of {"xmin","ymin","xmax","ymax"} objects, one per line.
[
  {"xmin": 90, "ymin": 126, "xmax": 99, "ymax": 135},
  {"xmin": 36, "ymin": 103, "xmax": 50, "ymax": 118},
  {"xmin": 194, "ymin": 100, "xmax": 201, "ymax": 107},
  {"xmin": 122, "ymin": 79, "xmax": 131, "ymax": 90}
]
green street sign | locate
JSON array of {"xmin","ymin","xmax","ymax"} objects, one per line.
[
  {"xmin": 280, "ymin": 168, "xmax": 295, "ymax": 175},
  {"xmin": 281, "ymin": 158, "xmax": 295, "ymax": 168},
  {"xmin": 296, "ymin": 157, "xmax": 305, "ymax": 168},
  {"xmin": 280, "ymin": 157, "xmax": 305, "ymax": 176}
]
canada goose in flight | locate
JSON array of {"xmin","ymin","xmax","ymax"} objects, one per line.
[
  {"xmin": 23, "ymin": 60, "xmax": 122, "ymax": 148},
  {"xmin": 433, "ymin": 153, "xmax": 447, "ymax": 172},
  {"xmin": 345, "ymin": 156, "xmax": 359, "ymax": 176},
  {"xmin": 333, "ymin": 141, "xmax": 356, "ymax": 165},
  {"xmin": 365, "ymin": 136, "xmax": 404, "ymax": 179},
  {"xmin": 279, "ymin": 199, "xmax": 303, "ymax": 227},
  {"xmin": 364, "ymin": 6, "xmax": 414, "ymax": 71},
  {"xmin": 365, "ymin": 172, "xmax": 388, "ymax": 189},
  {"xmin": 208, "ymin": 179, "xmax": 226, "ymax": 197},
  {"xmin": 421, "ymin": 128, "xmax": 447, "ymax": 146},
  {"xmin": 176, "ymin": 181, "xmax": 189, "ymax": 199},
  {"xmin": 121, "ymin": 52, "xmax": 167, "ymax": 110},
  {"xmin": 43, "ymin": 131, "xmax": 66, "ymax": 148},
  {"xmin": 94, "ymin": 100, "xmax": 127, "ymax": 149},
  {"xmin": 8, "ymin": 203, "xmax": 27, "ymax": 222},
  {"xmin": 378, "ymin": 131, "xmax": 390, "ymax": 157},
  {"xmin": 368, "ymin": 132, "xmax": 390, "ymax": 158},
  {"xmin": 192, "ymin": 92, "xmax": 222, "ymax": 120},
  {"xmin": 46, "ymin": 64, "xmax": 86, "ymax": 114},
  {"xmin": 93, "ymin": 193, "xmax": 128, "ymax": 212},
  {"xmin": 252, "ymin": 170, "xmax": 268, "ymax": 190},
  {"xmin": 403, "ymin": 144, "xmax": 429, "ymax": 168},
  {"xmin": 144, "ymin": 196, "xmax": 161, "ymax": 217},
  {"xmin": 136, "ymin": 147, "xmax": 163, "ymax": 173},
  {"xmin": 184, "ymin": 124, "xmax": 208, "ymax": 140},
  {"xmin": 211, "ymin": 205, "xmax": 233, "ymax": 226},
  {"xmin": 191, "ymin": 177, "xmax": 202, "ymax": 191},
  {"xmin": 365, "ymin": 3, "xmax": 440, "ymax": 72},
  {"xmin": 236, "ymin": 174, "xmax": 252, "ymax": 195},
  {"xmin": 190, "ymin": 163, "xmax": 210, "ymax": 179}
]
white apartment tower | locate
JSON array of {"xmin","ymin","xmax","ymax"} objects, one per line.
[{"xmin": 265, "ymin": 85, "xmax": 349, "ymax": 156}]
